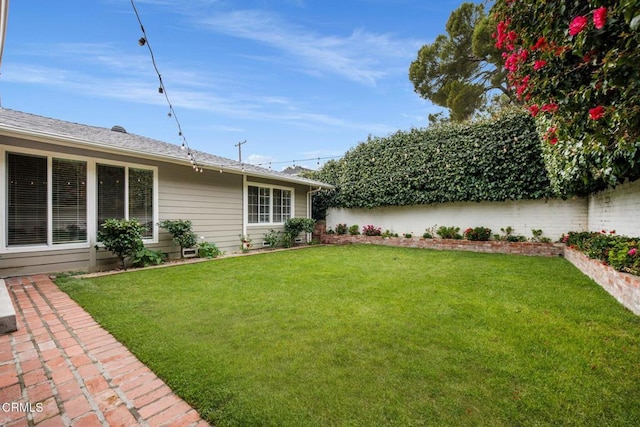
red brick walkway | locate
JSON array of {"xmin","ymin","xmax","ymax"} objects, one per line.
[{"xmin": 0, "ymin": 275, "xmax": 209, "ymax": 427}]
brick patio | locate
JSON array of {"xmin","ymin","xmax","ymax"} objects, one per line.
[{"xmin": 0, "ymin": 275, "xmax": 209, "ymax": 427}]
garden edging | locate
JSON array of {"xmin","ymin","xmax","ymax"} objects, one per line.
[{"xmin": 320, "ymin": 233, "xmax": 565, "ymax": 257}]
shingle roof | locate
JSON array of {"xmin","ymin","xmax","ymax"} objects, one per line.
[{"xmin": 0, "ymin": 108, "xmax": 332, "ymax": 188}]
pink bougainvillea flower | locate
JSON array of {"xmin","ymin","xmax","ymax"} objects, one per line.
[
  {"xmin": 528, "ymin": 104, "xmax": 540, "ymax": 117},
  {"xmin": 589, "ymin": 105, "xmax": 606, "ymax": 120},
  {"xmin": 545, "ymin": 127, "xmax": 558, "ymax": 145},
  {"xmin": 531, "ymin": 36, "xmax": 547, "ymax": 51},
  {"xmin": 533, "ymin": 60, "xmax": 547, "ymax": 70},
  {"xmin": 629, "ymin": 248, "xmax": 638, "ymax": 257},
  {"xmin": 569, "ymin": 16, "xmax": 588, "ymax": 36},
  {"xmin": 541, "ymin": 103, "xmax": 559, "ymax": 113},
  {"xmin": 593, "ymin": 7, "xmax": 607, "ymax": 29}
]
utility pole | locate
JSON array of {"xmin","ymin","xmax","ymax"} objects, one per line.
[{"xmin": 235, "ymin": 140, "xmax": 247, "ymax": 162}]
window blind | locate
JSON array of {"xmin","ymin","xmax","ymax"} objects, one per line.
[{"xmin": 7, "ymin": 153, "xmax": 48, "ymax": 246}]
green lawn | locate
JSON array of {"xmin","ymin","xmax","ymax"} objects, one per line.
[{"xmin": 56, "ymin": 245, "xmax": 640, "ymax": 426}]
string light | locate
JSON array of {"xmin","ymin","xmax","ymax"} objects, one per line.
[{"xmin": 131, "ymin": 0, "xmax": 203, "ymax": 173}]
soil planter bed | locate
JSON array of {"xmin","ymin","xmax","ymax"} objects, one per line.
[{"xmin": 320, "ymin": 234, "xmax": 565, "ymax": 257}]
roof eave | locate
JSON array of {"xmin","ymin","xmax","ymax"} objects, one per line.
[{"xmin": 0, "ymin": 124, "xmax": 334, "ymax": 189}]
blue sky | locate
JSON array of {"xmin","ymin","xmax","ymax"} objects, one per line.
[{"xmin": 1, "ymin": 0, "xmax": 465, "ymax": 170}]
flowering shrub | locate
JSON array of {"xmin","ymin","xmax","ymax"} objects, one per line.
[
  {"xmin": 561, "ymin": 230, "xmax": 640, "ymax": 276},
  {"xmin": 362, "ymin": 225, "xmax": 382, "ymax": 236},
  {"xmin": 492, "ymin": 1, "xmax": 640, "ymax": 196},
  {"xmin": 608, "ymin": 240, "xmax": 640, "ymax": 275},
  {"xmin": 463, "ymin": 227, "xmax": 492, "ymax": 241}
]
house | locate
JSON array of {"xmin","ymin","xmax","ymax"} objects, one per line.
[{"xmin": 0, "ymin": 108, "xmax": 332, "ymax": 277}]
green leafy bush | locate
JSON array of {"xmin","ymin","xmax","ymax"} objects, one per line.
[
  {"xmin": 97, "ymin": 218, "xmax": 145, "ymax": 270},
  {"xmin": 132, "ymin": 248, "xmax": 166, "ymax": 268},
  {"xmin": 348, "ymin": 225, "xmax": 360, "ymax": 236},
  {"xmin": 335, "ymin": 224, "xmax": 348, "ymax": 235},
  {"xmin": 382, "ymin": 230, "xmax": 399, "ymax": 238},
  {"xmin": 198, "ymin": 241, "xmax": 223, "ymax": 259},
  {"xmin": 158, "ymin": 220, "xmax": 198, "ymax": 254},
  {"xmin": 283, "ymin": 218, "xmax": 316, "ymax": 247},
  {"xmin": 464, "ymin": 227, "xmax": 492, "ymax": 241},
  {"xmin": 437, "ymin": 226, "xmax": 463, "ymax": 240},
  {"xmin": 263, "ymin": 229, "xmax": 281, "ymax": 247}
]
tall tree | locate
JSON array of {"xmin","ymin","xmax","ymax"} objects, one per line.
[{"xmin": 409, "ymin": 2, "xmax": 510, "ymax": 122}]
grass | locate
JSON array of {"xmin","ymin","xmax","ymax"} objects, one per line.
[{"xmin": 56, "ymin": 245, "xmax": 640, "ymax": 426}]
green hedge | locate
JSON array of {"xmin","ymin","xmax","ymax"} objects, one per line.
[{"xmin": 310, "ymin": 111, "xmax": 552, "ymax": 215}]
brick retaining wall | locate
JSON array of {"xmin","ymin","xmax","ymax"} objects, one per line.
[
  {"xmin": 320, "ymin": 234, "xmax": 565, "ymax": 257},
  {"xmin": 563, "ymin": 247, "xmax": 640, "ymax": 315}
]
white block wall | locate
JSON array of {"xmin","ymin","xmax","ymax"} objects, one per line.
[
  {"xmin": 588, "ymin": 179, "xmax": 640, "ymax": 236},
  {"xmin": 327, "ymin": 198, "xmax": 588, "ymax": 241}
]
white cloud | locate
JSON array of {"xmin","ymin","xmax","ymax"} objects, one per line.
[{"xmin": 196, "ymin": 9, "xmax": 421, "ymax": 86}]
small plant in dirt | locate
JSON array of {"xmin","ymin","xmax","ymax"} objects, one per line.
[
  {"xmin": 362, "ymin": 225, "xmax": 382, "ymax": 236},
  {"xmin": 496, "ymin": 227, "xmax": 527, "ymax": 242},
  {"xmin": 463, "ymin": 227, "xmax": 492, "ymax": 241},
  {"xmin": 437, "ymin": 226, "xmax": 463, "ymax": 240},
  {"xmin": 132, "ymin": 247, "xmax": 166, "ymax": 268},
  {"xmin": 423, "ymin": 225, "xmax": 437, "ymax": 239},
  {"xmin": 263, "ymin": 229, "xmax": 281, "ymax": 247},
  {"xmin": 159, "ymin": 220, "xmax": 198, "ymax": 256},
  {"xmin": 198, "ymin": 240, "xmax": 223, "ymax": 258},
  {"xmin": 97, "ymin": 218, "xmax": 146, "ymax": 270},
  {"xmin": 530, "ymin": 229, "xmax": 552, "ymax": 243},
  {"xmin": 335, "ymin": 223, "xmax": 348, "ymax": 235},
  {"xmin": 348, "ymin": 224, "xmax": 360, "ymax": 236},
  {"xmin": 403, "ymin": 232, "xmax": 413, "ymax": 238},
  {"xmin": 381, "ymin": 230, "xmax": 398, "ymax": 238}
]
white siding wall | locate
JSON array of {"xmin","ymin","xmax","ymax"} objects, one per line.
[
  {"xmin": 588, "ymin": 179, "xmax": 640, "ymax": 236},
  {"xmin": 327, "ymin": 198, "xmax": 588, "ymax": 241}
]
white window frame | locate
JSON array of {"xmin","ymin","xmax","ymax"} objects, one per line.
[
  {"xmin": 245, "ymin": 182, "xmax": 294, "ymax": 226},
  {"xmin": 1, "ymin": 146, "xmax": 158, "ymax": 253}
]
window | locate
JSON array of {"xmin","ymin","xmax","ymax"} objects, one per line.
[
  {"xmin": 7, "ymin": 153, "xmax": 48, "ymax": 246},
  {"xmin": 52, "ymin": 159, "xmax": 87, "ymax": 244},
  {"xmin": 247, "ymin": 184, "xmax": 292, "ymax": 224},
  {"xmin": 6, "ymin": 153, "xmax": 88, "ymax": 247},
  {"xmin": 129, "ymin": 168, "xmax": 154, "ymax": 238},
  {"xmin": 273, "ymin": 189, "xmax": 292, "ymax": 223},
  {"xmin": 97, "ymin": 164, "xmax": 154, "ymax": 238}
]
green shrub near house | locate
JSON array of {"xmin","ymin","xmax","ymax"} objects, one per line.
[
  {"xmin": 159, "ymin": 219, "xmax": 198, "ymax": 255},
  {"xmin": 96, "ymin": 218, "xmax": 146, "ymax": 270}
]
